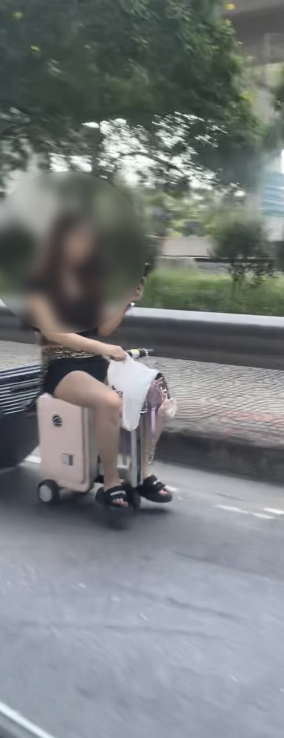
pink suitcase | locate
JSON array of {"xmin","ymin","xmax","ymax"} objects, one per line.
[
  {"xmin": 36, "ymin": 393, "xmax": 147, "ymax": 504},
  {"xmin": 36, "ymin": 369, "xmax": 171, "ymax": 505},
  {"xmin": 37, "ymin": 394, "xmax": 98, "ymax": 501}
]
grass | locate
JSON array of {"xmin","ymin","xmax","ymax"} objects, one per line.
[{"xmin": 141, "ymin": 270, "xmax": 284, "ymax": 316}]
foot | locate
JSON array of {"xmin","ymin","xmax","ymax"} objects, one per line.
[
  {"xmin": 98, "ymin": 484, "xmax": 129, "ymax": 508},
  {"xmin": 138, "ymin": 475, "xmax": 172, "ymax": 504}
]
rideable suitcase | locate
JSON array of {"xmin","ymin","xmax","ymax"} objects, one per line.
[
  {"xmin": 36, "ymin": 350, "xmax": 174, "ymax": 505},
  {"xmin": 36, "ymin": 393, "xmax": 147, "ymax": 503}
]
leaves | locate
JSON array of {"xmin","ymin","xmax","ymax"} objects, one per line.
[
  {"xmin": 0, "ymin": 0, "xmax": 259, "ymax": 189},
  {"xmin": 212, "ymin": 212, "xmax": 274, "ymax": 284}
]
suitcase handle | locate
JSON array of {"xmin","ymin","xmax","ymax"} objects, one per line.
[{"xmin": 127, "ymin": 348, "xmax": 153, "ymax": 360}]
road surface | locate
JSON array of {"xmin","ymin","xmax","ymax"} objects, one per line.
[{"xmin": 0, "ymin": 461, "xmax": 284, "ymax": 737}]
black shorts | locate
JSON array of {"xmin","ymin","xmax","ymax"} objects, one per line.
[{"xmin": 44, "ymin": 356, "xmax": 109, "ymax": 396}]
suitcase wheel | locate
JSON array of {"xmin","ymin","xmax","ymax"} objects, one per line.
[{"xmin": 37, "ymin": 480, "xmax": 60, "ymax": 505}]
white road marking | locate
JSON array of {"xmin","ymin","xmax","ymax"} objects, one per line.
[
  {"xmin": 0, "ymin": 700, "xmax": 57, "ymax": 738},
  {"xmin": 215, "ymin": 505, "xmax": 273, "ymax": 520},
  {"xmin": 216, "ymin": 505, "xmax": 248, "ymax": 514},
  {"xmin": 264, "ymin": 508, "xmax": 284, "ymax": 516},
  {"xmin": 26, "ymin": 454, "xmax": 41, "ymax": 464}
]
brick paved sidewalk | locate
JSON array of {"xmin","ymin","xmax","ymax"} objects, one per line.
[
  {"xmin": 147, "ymin": 357, "xmax": 284, "ymax": 448},
  {"xmin": 1, "ymin": 341, "xmax": 284, "ymax": 448}
]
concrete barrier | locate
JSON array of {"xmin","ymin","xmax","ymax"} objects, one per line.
[{"xmin": 3, "ymin": 305, "xmax": 284, "ymax": 370}]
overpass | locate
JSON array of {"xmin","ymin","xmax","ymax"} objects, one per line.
[{"xmin": 225, "ymin": 0, "xmax": 284, "ymax": 62}]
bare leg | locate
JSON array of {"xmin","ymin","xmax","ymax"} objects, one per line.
[{"xmin": 54, "ymin": 371, "xmax": 127, "ymax": 506}]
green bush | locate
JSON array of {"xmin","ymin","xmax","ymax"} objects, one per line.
[
  {"xmin": 212, "ymin": 213, "xmax": 274, "ymax": 284},
  {"xmin": 141, "ymin": 270, "xmax": 284, "ymax": 316}
]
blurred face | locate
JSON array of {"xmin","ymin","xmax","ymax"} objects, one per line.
[{"xmin": 62, "ymin": 223, "xmax": 94, "ymax": 267}]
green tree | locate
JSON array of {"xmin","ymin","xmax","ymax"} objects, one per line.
[
  {"xmin": 212, "ymin": 213, "xmax": 274, "ymax": 285},
  {"xmin": 0, "ymin": 0, "xmax": 259, "ymax": 188}
]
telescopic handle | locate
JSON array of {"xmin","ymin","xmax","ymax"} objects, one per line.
[{"xmin": 127, "ymin": 348, "xmax": 153, "ymax": 359}]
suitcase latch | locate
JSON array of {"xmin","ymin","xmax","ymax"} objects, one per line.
[{"xmin": 62, "ymin": 454, "xmax": 74, "ymax": 466}]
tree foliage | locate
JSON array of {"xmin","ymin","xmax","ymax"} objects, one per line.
[
  {"xmin": 0, "ymin": 0, "xmax": 260, "ymax": 189},
  {"xmin": 212, "ymin": 213, "xmax": 274, "ymax": 284}
]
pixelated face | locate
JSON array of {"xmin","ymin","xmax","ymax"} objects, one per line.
[{"xmin": 61, "ymin": 222, "xmax": 95, "ymax": 268}]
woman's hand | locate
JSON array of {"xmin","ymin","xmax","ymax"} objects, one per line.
[
  {"xmin": 102, "ymin": 344, "xmax": 127, "ymax": 361},
  {"xmin": 131, "ymin": 284, "xmax": 144, "ymax": 302}
]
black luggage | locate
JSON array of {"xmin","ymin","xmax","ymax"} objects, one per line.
[{"xmin": 0, "ymin": 363, "xmax": 41, "ymax": 468}]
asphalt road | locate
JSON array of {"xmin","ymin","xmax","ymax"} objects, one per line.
[{"xmin": 1, "ymin": 461, "xmax": 284, "ymax": 738}]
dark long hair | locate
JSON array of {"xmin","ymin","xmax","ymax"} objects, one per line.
[{"xmin": 38, "ymin": 211, "xmax": 105, "ymax": 331}]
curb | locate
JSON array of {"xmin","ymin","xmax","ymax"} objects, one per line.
[{"xmin": 156, "ymin": 429, "xmax": 284, "ymax": 485}]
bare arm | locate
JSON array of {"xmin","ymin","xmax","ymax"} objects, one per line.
[
  {"xmin": 99, "ymin": 285, "xmax": 144, "ymax": 338},
  {"xmin": 99, "ymin": 303, "xmax": 129, "ymax": 337}
]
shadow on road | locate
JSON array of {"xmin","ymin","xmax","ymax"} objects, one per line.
[{"xmin": 0, "ymin": 464, "xmax": 171, "ymax": 532}]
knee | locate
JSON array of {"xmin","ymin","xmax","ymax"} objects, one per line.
[{"xmin": 104, "ymin": 391, "xmax": 122, "ymax": 415}]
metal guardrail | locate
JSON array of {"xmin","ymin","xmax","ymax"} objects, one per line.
[
  {"xmin": 1, "ymin": 304, "xmax": 284, "ymax": 371},
  {"xmin": 116, "ymin": 308, "xmax": 284, "ymax": 371}
]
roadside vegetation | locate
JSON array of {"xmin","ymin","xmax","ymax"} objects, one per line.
[{"xmin": 142, "ymin": 270, "xmax": 284, "ymax": 316}]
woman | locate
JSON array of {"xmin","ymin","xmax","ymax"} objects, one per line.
[{"xmin": 29, "ymin": 212, "xmax": 172, "ymax": 513}]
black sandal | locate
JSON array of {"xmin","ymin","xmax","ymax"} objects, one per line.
[
  {"xmin": 138, "ymin": 475, "xmax": 172, "ymax": 504},
  {"xmin": 96, "ymin": 485, "xmax": 130, "ymax": 510}
]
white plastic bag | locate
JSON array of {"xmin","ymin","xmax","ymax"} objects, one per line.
[{"xmin": 107, "ymin": 354, "xmax": 157, "ymax": 431}]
